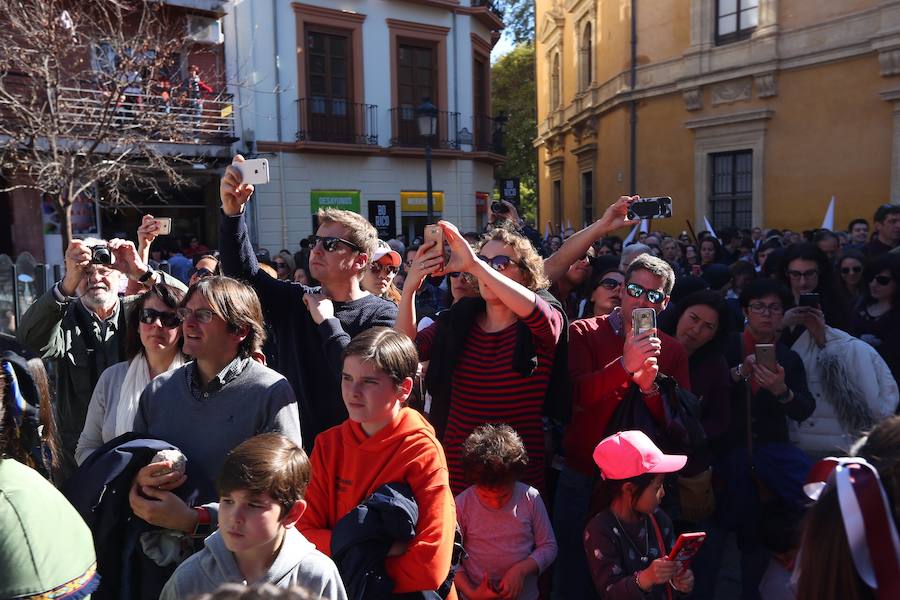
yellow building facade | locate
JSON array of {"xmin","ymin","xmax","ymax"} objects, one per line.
[{"xmin": 535, "ymin": 0, "xmax": 900, "ymax": 236}]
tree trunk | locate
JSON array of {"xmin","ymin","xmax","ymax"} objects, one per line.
[{"xmin": 56, "ymin": 201, "xmax": 72, "ymax": 249}]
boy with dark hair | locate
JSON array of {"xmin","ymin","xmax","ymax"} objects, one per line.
[
  {"xmin": 161, "ymin": 434, "xmax": 346, "ymax": 600},
  {"xmin": 298, "ymin": 327, "xmax": 458, "ymax": 598},
  {"xmin": 455, "ymin": 424, "xmax": 557, "ymax": 600}
]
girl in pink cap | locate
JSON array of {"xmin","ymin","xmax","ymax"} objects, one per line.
[{"xmin": 583, "ymin": 430, "xmax": 695, "ymax": 598}]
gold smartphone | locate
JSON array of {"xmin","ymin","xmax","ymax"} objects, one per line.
[{"xmin": 755, "ymin": 343, "xmax": 777, "ymax": 370}]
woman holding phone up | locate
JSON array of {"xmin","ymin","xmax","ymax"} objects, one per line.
[{"xmin": 397, "ymin": 220, "xmax": 563, "ymax": 495}]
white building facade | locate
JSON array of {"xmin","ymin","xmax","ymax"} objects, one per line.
[{"xmin": 223, "ymin": 0, "xmax": 504, "ymax": 251}]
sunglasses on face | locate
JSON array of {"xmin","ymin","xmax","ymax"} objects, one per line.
[
  {"xmin": 596, "ymin": 278, "xmax": 623, "ymax": 291},
  {"xmin": 191, "ymin": 267, "xmax": 214, "ymax": 279},
  {"xmin": 175, "ymin": 307, "xmax": 216, "ymax": 324},
  {"xmin": 872, "ymin": 275, "xmax": 894, "ymax": 286},
  {"xmin": 370, "ymin": 263, "xmax": 399, "ymax": 276},
  {"xmin": 476, "ymin": 254, "xmax": 522, "ymax": 272},
  {"xmin": 841, "ymin": 266, "xmax": 862, "ymax": 274},
  {"xmin": 139, "ymin": 308, "xmax": 180, "ymax": 328},
  {"xmin": 625, "ymin": 282, "xmax": 666, "ymax": 304},
  {"xmin": 309, "ymin": 235, "xmax": 361, "ymax": 253}
]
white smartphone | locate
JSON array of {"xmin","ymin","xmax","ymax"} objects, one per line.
[
  {"xmin": 154, "ymin": 217, "xmax": 172, "ymax": 235},
  {"xmin": 236, "ymin": 158, "xmax": 270, "ymax": 185}
]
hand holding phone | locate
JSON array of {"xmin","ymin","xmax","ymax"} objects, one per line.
[
  {"xmin": 798, "ymin": 293, "xmax": 821, "ymax": 309},
  {"xmin": 667, "ymin": 532, "xmax": 706, "ymax": 576},
  {"xmin": 423, "ymin": 225, "xmax": 451, "ymax": 273},
  {"xmin": 754, "ymin": 343, "xmax": 777, "ymax": 370},
  {"xmin": 632, "ymin": 307, "xmax": 657, "ymax": 336},
  {"xmin": 154, "ymin": 217, "xmax": 172, "ymax": 236}
]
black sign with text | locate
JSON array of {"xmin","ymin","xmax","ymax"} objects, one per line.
[
  {"xmin": 500, "ymin": 178, "xmax": 520, "ymax": 204},
  {"xmin": 368, "ymin": 200, "xmax": 396, "ymax": 238}
]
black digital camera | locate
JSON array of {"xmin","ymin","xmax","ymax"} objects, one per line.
[{"xmin": 90, "ymin": 245, "xmax": 113, "ymax": 265}]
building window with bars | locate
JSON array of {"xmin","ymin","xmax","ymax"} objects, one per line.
[
  {"xmin": 710, "ymin": 150, "xmax": 752, "ymax": 230},
  {"xmin": 716, "ymin": 0, "xmax": 759, "ymax": 45}
]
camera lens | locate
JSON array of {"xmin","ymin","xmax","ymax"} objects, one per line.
[{"xmin": 91, "ymin": 245, "xmax": 112, "ymax": 265}]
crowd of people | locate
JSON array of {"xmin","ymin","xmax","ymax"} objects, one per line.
[{"xmin": 2, "ymin": 156, "xmax": 900, "ymax": 600}]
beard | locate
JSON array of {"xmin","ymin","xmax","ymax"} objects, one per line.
[{"xmin": 80, "ymin": 285, "xmax": 117, "ymax": 314}]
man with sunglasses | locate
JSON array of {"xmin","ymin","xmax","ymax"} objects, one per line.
[
  {"xmin": 218, "ymin": 155, "xmax": 397, "ymax": 448},
  {"xmin": 552, "ymin": 254, "xmax": 690, "ymax": 599},
  {"xmin": 17, "ymin": 237, "xmax": 186, "ymax": 484}
]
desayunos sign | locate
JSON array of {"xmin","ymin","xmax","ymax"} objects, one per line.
[{"xmin": 310, "ymin": 190, "xmax": 361, "ymax": 213}]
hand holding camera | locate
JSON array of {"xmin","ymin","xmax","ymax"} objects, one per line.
[{"xmin": 60, "ymin": 239, "xmax": 93, "ymax": 296}]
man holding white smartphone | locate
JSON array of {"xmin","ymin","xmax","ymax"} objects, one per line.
[{"xmin": 218, "ymin": 155, "xmax": 397, "ymax": 448}]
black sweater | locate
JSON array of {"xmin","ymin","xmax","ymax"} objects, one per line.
[{"xmin": 219, "ymin": 212, "xmax": 397, "ymax": 448}]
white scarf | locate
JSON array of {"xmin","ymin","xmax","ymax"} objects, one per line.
[{"xmin": 115, "ymin": 353, "xmax": 185, "ymax": 437}]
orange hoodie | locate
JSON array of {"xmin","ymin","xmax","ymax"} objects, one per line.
[{"xmin": 299, "ymin": 407, "xmax": 458, "ymax": 598}]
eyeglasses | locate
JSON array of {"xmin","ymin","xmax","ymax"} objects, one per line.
[
  {"xmin": 139, "ymin": 308, "xmax": 180, "ymax": 328},
  {"xmin": 596, "ymin": 278, "xmax": 623, "ymax": 291},
  {"xmin": 625, "ymin": 283, "xmax": 666, "ymax": 304},
  {"xmin": 191, "ymin": 267, "xmax": 214, "ymax": 279},
  {"xmin": 748, "ymin": 302, "xmax": 784, "ymax": 315},
  {"xmin": 309, "ymin": 235, "xmax": 361, "ymax": 253},
  {"xmin": 788, "ymin": 269, "xmax": 819, "ymax": 280},
  {"xmin": 175, "ymin": 307, "xmax": 216, "ymax": 324},
  {"xmin": 370, "ymin": 263, "xmax": 399, "ymax": 276},
  {"xmin": 872, "ymin": 275, "xmax": 894, "ymax": 286},
  {"xmin": 841, "ymin": 266, "xmax": 862, "ymax": 274},
  {"xmin": 476, "ymin": 254, "xmax": 522, "ymax": 272}
]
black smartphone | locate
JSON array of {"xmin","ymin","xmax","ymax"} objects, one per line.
[
  {"xmin": 799, "ymin": 293, "xmax": 821, "ymax": 309},
  {"xmin": 627, "ymin": 196, "xmax": 673, "ymax": 221}
]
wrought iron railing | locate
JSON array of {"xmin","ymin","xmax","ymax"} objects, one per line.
[
  {"xmin": 472, "ymin": 114, "xmax": 506, "ymax": 154},
  {"xmin": 54, "ymin": 86, "xmax": 236, "ymax": 143},
  {"xmin": 389, "ymin": 106, "xmax": 460, "ymax": 149},
  {"xmin": 296, "ymin": 98, "xmax": 378, "ymax": 145}
]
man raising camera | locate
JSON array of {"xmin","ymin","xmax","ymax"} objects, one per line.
[{"xmin": 17, "ymin": 237, "xmax": 186, "ymax": 484}]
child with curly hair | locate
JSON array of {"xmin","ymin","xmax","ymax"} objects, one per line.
[{"xmin": 455, "ymin": 424, "xmax": 557, "ymax": 599}]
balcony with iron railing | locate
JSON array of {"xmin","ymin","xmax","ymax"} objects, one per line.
[
  {"xmin": 389, "ymin": 106, "xmax": 460, "ymax": 150},
  {"xmin": 296, "ymin": 98, "xmax": 378, "ymax": 146},
  {"xmin": 472, "ymin": 114, "xmax": 507, "ymax": 155},
  {"xmin": 54, "ymin": 85, "xmax": 237, "ymax": 146}
]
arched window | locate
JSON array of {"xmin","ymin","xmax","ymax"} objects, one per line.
[
  {"xmin": 580, "ymin": 23, "xmax": 592, "ymax": 90},
  {"xmin": 551, "ymin": 53, "xmax": 561, "ymax": 108}
]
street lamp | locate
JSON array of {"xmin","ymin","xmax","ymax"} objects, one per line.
[{"xmin": 416, "ymin": 98, "xmax": 438, "ymax": 222}]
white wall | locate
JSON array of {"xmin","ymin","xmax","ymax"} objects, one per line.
[{"xmin": 225, "ymin": 0, "xmax": 499, "ymax": 250}]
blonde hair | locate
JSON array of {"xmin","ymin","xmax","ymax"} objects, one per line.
[
  {"xmin": 316, "ymin": 208, "xmax": 378, "ymax": 258},
  {"xmin": 478, "ymin": 227, "xmax": 549, "ymax": 291}
]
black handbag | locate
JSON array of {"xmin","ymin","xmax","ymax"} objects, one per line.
[{"xmin": 604, "ymin": 374, "xmax": 708, "ymax": 459}]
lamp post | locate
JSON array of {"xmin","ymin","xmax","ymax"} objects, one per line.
[{"xmin": 416, "ymin": 98, "xmax": 438, "ymax": 222}]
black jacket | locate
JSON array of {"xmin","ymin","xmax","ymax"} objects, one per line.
[
  {"xmin": 64, "ymin": 433, "xmax": 207, "ymax": 600},
  {"xmin": 331, "ymin": 483, "xmax": 444, "ymax": 600},
  {"xmin": 724, "ymin": 334, "xmax": 815, "ymax": 447},
  {"xmin": 423, "ymin": 289, "xmax": 569, "ymax": 439}
]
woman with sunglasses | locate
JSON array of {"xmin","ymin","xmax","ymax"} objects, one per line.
[
  {"xmin": 189, "ymin": 254, "xmax": 221, "ymax": 287},
  {"xmin": 75, "ymin": 284, "xmax": 186, "ymax": 464},
  {"xmin": 362, "ymin": 240, "xmax": 403, "ymax": 304},
  {"xmin": 835, "ymin": 250, "xmax": 866, "ymax": 309},
  {"xmin": 272, "ymin": 251, "xmax": 295, "ymax": 281},
  {"xmin": 584, "ymin": 258, "xmax": 624, "ymax": 318},
  {"xmin": 850, "ymin": 253, "xmax": 900, "ymax": 387},
  {"xmin": 398, "ymin": 221, "xmax": 563, "ymax": 495}
]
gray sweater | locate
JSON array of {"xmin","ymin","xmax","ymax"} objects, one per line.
[
  {"xmin": 75, "ymin": 360, "xmax": 129, "ymax": 465},
  {"xmin": 132, "ymin": 359, "xmax": 302, "ymax": 494},
  {"xmin": 160, "ymin": 527, "xmax": 346, "ymax": 600}
]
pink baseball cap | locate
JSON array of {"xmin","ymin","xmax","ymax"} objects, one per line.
[{"xmin": 593, "ymin": 430, "xmax": 687, "ymax": 480}]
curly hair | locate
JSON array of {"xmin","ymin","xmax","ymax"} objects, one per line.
[
  {"xmin": 477, "ymin": 227, "xmax": 549, "ymax": 291},
  {"xmin": 460, "ymin": 423, "xmax": 529, "ymax": 487}
]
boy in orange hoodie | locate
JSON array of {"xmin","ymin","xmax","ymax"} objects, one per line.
[{"xmin": 298, "ymin": 327, "xmax": 458, "ymax": 598}]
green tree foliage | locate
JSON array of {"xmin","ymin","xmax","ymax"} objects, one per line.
[
  {"xmin": 492, "ymin": 43, "xmax": 537, "ymax": 224},
  {"xmin": 495, "ymin": 0, "xmax": 535, "ymax": 44}
]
